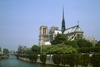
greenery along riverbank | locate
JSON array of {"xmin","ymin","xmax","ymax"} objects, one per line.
[
  {"xmin": 16, "ymin": 53, "xmax": 100, "ymax": 67},
  {"xmin": 16, "ymin": 34, "xmax": 100, "ymax": 67}
]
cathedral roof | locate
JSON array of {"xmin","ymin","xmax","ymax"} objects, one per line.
[
  {"xmin": 63, "ymin": 25, "xmax": 83, "ymax": 34},
  {"xmin": 54, "ymin": 30, "xmax": 62, "ymax": 34}
]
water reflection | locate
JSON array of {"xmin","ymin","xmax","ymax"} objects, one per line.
[{"xmin": 0, "ymin": 55, "xmax": 58, "ymax": 67}]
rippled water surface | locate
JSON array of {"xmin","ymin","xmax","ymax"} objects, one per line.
[{"xmin": 0, "ymin": 55, "xmax": 57, "ymax": 67}]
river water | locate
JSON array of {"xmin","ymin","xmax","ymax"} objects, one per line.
[{"xmin": 0, "ymin": 55, "xmax": 58, "ymax": 67}]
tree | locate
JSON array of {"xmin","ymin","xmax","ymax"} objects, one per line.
[
  {"xmin": 95, "ymin": 41, "xmax": 100, "ymax": 47},
  {"xmin": 23, "ymin": 49, "xmax": 33, "ymax": 54},
  {"xmin": 3, "ymin": 48, "xmax": 9, "ymax": 54},
  {"xmin": 86, "ymin": 41, "xmax": 93, "ymax": 47},
  {"xmin": 40, "ymin": 54, "xmax": 47, "ymax": 64},
  {"xmin": 76, "ymin": 39, "xmax": 93, "ymax": 48},
  {"xmin": 0, "ymin": 47, "xmax": 1, "ymax": 52},
  {"xmin": 51, "ymin": 34, "xmax": 68, "ymax": 45},
  {"xmin": 42, "ymin": 43, "xmax": 78, "ymax": 54},
  {"xmin": 31, "ymin": 45, "xmax": 40, "ymax": 53},
  {"xmin": 76, "ymin": 39, "xmax": 86, "ymax": 48},
  {"xmin": 17, "ymin": 45, "xmax": 23, "ymax": 54},
  {"xmin": 69, "ymin": 40, "xmax": 79, "ymax": 48}
]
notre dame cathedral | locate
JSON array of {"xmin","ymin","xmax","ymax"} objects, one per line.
[{"xmin": 39, "ymin": 8, "xmax": 96, "ymax": 46}]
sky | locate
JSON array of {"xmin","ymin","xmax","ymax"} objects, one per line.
[{"xmin": 0, "ymin": 0, "xmax": 100, "ymax": 51}]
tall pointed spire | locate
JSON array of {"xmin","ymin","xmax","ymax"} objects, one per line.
[
  {"xmin": 63, "ymin": 7, "xmax": 64, "ymax": 19},
  {"xmin": 61, "ymin": 7, "xmax": 65, "ymax": 34}
]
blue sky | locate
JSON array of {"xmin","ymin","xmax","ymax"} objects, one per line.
[{"xmin": 0, "ymin": 0, "xmax": 100, "ymax": 51}]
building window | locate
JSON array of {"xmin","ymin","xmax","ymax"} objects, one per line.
[
  {"xmin": 77, "ymin": 34, "xmax": 80, "ymax": 36},
  {"xmin": 43, "ymin": 28, "xmax": 46, "ymax": 35}
]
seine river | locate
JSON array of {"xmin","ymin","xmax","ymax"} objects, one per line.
[{"xmin": 0, "ymin": 55, "xmax": 58, "ymax": 67}]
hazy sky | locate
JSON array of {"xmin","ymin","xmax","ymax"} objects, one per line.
[{"xmin": 0, "ymin": 0, "xmax": 100, "ymax": 51}]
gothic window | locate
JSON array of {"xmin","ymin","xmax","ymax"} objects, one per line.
[
  {"xmin": 43, "ymin": 28, "xmax": 46, "ymax": 35},
  {"xmin": 45, "ymin": 28, "xmax": 46, "ymax": 34},
  {"xmin": 77, "ymin": 34, "xmax": 80, "ymax": 36}
]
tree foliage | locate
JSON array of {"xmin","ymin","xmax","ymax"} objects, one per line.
[
  {"xmin": 31, "ymin": 45, "xmax": 40, "ymax": 53},
  {"xmin": 69, "ymin": 40, "xmax": 79, "ymax": 48},
  {"xmin": 52, "ymin": 54, "xmax": 89, "ymax": 67},
  {"xmin": 51, "ymin": 34, "xmax": 68, "ymax": 45},
  {"xmin": 40, "ymin": 54, "xmax": 47, "ymax": 64},
  {"xmin": 95, "ymin": 41, "xmax": 100, "ymax": 47},
  {"xmin": 23, "ymin": 49, "xmax": 33, "ymax": 54},
  {"xmin": 3, "ymin": 48, "xmax": 9, "ymax": 54},
  {"xmin": 52, "ymin": 54, "xmax": 61, "ymax": 65},
  {"xmin": 42, "ymin": 43, "xmax": 77, "ymax": 54},
  {"xmin": 0, "ymin": 47, "xmax": 1, "ymax": 52},
  {"xmin": 76, "ymin": 39, "xmax": 93, "ymax": 48},
  {"xmin": 17, "ymin": 45, "xmax": 23, "ymax": 54},
  {"xmin": 91, "ymin": 54, "xmax": 100, "ymax": 67}
]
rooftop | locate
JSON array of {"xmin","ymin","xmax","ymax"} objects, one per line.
[{"xmin": 64, "ymin": 25, "xmax": 83, "ymax": 34}]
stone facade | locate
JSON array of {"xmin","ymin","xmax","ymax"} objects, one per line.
[
  {"xmin": 39, "ymin": 26, "xmax": 49, "ymax": 46},
  {"xmin": 49, "ymin": 26, "xmax": 59, "ymax": 42},
  {"xmin": 38, "ymin": 9, "xmax": 96, "ymax": 46}
]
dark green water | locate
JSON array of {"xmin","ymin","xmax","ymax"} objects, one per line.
[{"xmin": 0, "ymin": 55, "xmax": 57, "ymax": 67}]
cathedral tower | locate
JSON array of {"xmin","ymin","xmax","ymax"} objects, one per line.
[
  {"xmin": 39, "ymin": 26, "xmax": 49, "ymax": 46},
  {"xmin": 61, "ymin": 8, "xmax": 65, "ymax": 34}
]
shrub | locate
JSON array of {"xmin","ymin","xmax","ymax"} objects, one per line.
[
  {"xmin": 67, "ymin": 54, "xmax": 77, "ymax": 67},
  {"xmin": 27, "ymin": 54, "xmax": 38, "ymax": 62},
  {"xmin": 61, "ymin": 54, "xmax": 67, "ymax": 66},
  {"xmin": 27, "ymin": 54, "xmax": 34, "ymax": 62},
  {"xmin": 52, "ymin": 54, "xmax": 61, "ymax": 66},
  {"xmin": 91, "ymin": 54, "xmax": 100, "ymax": 67},
  {"xmin": 33, "ymin": 54, "xmax": 38, "ymax": 62},
  {"xmin": 81, "ymin": 54, "xmax": 89, "ymax": 67},
  {"xmin": 40, "ymin": 54, "xmax": 47, "ymax": 64}
]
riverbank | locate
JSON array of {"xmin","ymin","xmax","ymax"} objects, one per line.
[
  {"xmin": 18, "ymin": 54, "xmax": 92, "ymax": 67},
  {"xmin": 0, "ymin": 55, "xmax": 9, "ymax": 59},
  {"xmin": 18, "ymin": 57, "xmax": 67, "ymax": 67},
  {"xmin": 1, "ymin": 55, "xmax": 58, "ymax": 67}
]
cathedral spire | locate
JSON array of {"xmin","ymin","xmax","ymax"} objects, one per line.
[
  {"xmin": 61, "ymin": 7, "xmax": 65, "ymax": 34},
  {"xmin": 63, "ymin": 7, "xmax": 64, "ymax": 20}
]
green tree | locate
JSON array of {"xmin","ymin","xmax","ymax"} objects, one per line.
[
  {"xmin": 91, "ymin": 54, "xmax": 100, "ymax": 67},
  {"xmin": 52, "ymin": 54, "xmax": 61, "ymax": 66},
  {"xmin": 51, "ymin": 34, "xmax": 68, "ymax": 45},
  {"xmin": 76, "ymin": 39, "xmax": 86, "ymax": 48},
  {"xmin": 95, "ymin": 41, "xmax": 100, "ymax": 47},
  {"xmin": 69, "ymin": 40, "xmax": 79, "ymax": 48},
  {"xmin": 42, "ymin": 43, "xmax": 77, "ymax": 54},
  {"xmin": 3, "ymin": 48, "xmax": 9, "ymax": 54},
  {"xmin": 0, "ymin": 47, "xmax": 1, "ymax": 52},
  {"xmin": 61, "ymin": 54, "xmax": 68, "ymax": 66},
  {"xmin": 40, "ymin": 54, "xmax": 47, "ymax": 64},
  {"xmin": 23, "ymin": 49, "xmax": 33, "ymax": 54},
  {"xmin": 31, "ymin": 45, "xmax": 40, "ymax": 53},
  {"xmin": 86, "ymin": 41, "xmax": 93, "ymax": 47},
  {"xmin": 76, "ymin": 39, "xmax": 93, "ymax": 48}
]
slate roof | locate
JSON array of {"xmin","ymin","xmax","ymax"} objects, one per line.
[{"xmin": 63, "ymin": 25, "xmax": 83, "ymax": 34}]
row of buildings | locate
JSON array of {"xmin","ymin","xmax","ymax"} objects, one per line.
[{"xmin": 38, "ymin": 8, "xmax": 96, "ymax": 47}]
